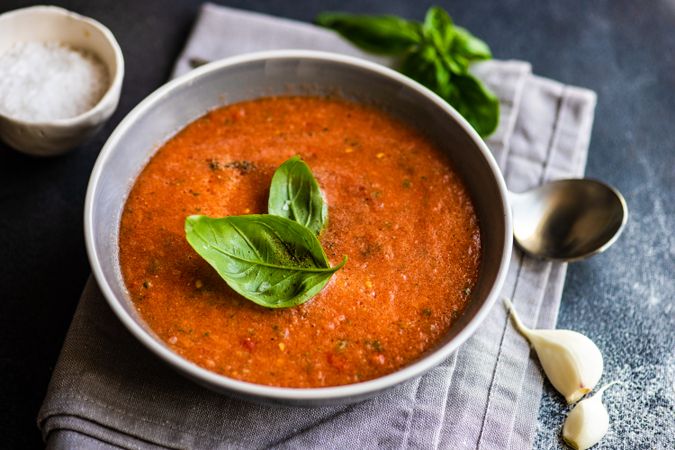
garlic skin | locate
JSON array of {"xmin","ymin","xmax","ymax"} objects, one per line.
[
  {"xmin": 562, "ymin": 382, "xmax": 619, "ymax": 450},
  {"xmin": 504, "ymin": 298, "xmax": 603, "ymax": 404}
]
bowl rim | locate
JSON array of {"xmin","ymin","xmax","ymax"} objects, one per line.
[
  {"xmin": 84, "ymin": 49, "xmax": 512, "ymax": 402},
  {"xmin": 0, "ymin": 5, "xmax": 124, "ymax": 127}
]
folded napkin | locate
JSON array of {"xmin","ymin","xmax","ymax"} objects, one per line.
[{"xmin": 39, "ymin": 4, "xmax": 597, "ymax": 449}]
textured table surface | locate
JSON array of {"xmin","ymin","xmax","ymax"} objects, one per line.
[{"xmin": 0, "ymin": 1, "xmax": 672, "ymax": 448}]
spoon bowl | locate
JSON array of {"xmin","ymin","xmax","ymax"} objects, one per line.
[{"xmin": 510, "ymin": 179, "xmax": 627, "ymax": 261}]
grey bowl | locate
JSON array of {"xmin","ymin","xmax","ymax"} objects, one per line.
[{"xmin": 85, "ymin": 50, "xmax": 512, "ymax": 406}]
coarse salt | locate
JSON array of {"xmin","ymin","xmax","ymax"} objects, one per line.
[{"xmin": 0, "ymin": 41, "xmax": 109, "ymax": 122}]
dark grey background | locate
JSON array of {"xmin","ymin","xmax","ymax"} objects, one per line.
[{"xmin": 0, "ymin": 1, "xmax": 672, "ymax": 448}]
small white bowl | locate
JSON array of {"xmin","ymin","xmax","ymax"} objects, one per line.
[{"xmin": 0, "ymin": 5, "xmax": 124, "ymax": 156}]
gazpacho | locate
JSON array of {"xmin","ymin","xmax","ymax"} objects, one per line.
[{"xmin": 119, "ymin": 96, "xmax": 481, "ymax": 388}]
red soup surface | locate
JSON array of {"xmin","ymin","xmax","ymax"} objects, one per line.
[{"xmin": 119, "ymin": 96, "xmax": 481, "ymax": 388}]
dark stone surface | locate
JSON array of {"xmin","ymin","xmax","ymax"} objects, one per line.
[{"xmin": 0, "ymin": 1, "xmax": 672, "ymax": 448}]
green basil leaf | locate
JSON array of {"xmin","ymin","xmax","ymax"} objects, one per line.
[
  {"xmin": 315, "ymin": 12, "xmax": 422, "ymax": 55},
  {"xmin": 404, "ymin": 47, "xmax": 459, "ymax": 100},
  {"xmin": 316, "ymin": 6, "xmax": 500, "ymax": 138},
  {"xmin": 268, "ymin": 156, "xmax": 327, "ymax": 235},
  {"xmin": 423, "ymin": 6, "xmax": 455, "ymax": 52},
  {"xmin": 451, "ymin": 26, "xmax": 492, "ymax": 63},
  {"xmin": 399, "ymin": 45, "xmax": 439, "ymax": 90},
  {"xmin": 440, "ymin": 52, "xmax": 466, "ymax": 75},
  {"xmin": 185, "ymin": 214, "xmax": 347, "ymax": 308},
  {"xmin": 398, "ymin": 47, "xmax": 500, "ymax": 137},
  {"xmin": 433, "ymin": 57, "xmax": 453, "ymax": 98},
  {"xmin": 447, "ymin": 72, "xmax": 500, "ymax": 137},
  {"xmin": 423, "ymin": 7, "xmax": 490, "ymax": 75},
  {"xmin": 423, "ymin": 7, "xmax": 468, "ymax": 75}
]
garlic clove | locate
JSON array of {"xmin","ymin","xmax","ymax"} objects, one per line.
[
  {"xmin": 562, "ymin": 382, "xmax": 619, "ymax": 450},
  {"xmin": 504, "ymin": 298, "xmax": 603, "ymax": 404}
]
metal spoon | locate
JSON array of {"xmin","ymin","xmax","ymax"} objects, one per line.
[{"xmin": 509, "ymin": 179, "xmax": 627, "ymax": 262}]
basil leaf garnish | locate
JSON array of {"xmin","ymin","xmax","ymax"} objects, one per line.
[
  {"xmin": 400, "ymin": 49, "xmax": 498, "ymax": 136},
  {"xmin": 447, "ymin": 72, "xmax": 500, "ymax": 138},
  {"xmin": 400, "ymin": 46, "xmax": 449, "ymax": 96},
  {"xmin": 268, "ymin": 156, "xmax": 328, "ymax": 235},
  {"xmin": 423, "ymin": 6, "xmax": 456, "ymax": 59},
  {"xmin": 451, "ymin": 26, "xmax": 492, "ymax": 65},
  {"xmin": 315, "ymin": 12, "xmax": 422, "ymax": 55},
  {"xmin": 185, "ymin": 214, "xmax": 346, "ymax": 308},
  {"xmin": 316, "ymin": 6, "xmax": 499, "ymax": 137},
  {"xmin": 423, "ymin": 7, "xmax": 491, "ymax": 74}
]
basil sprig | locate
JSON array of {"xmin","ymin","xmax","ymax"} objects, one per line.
[
  {"xmin": 268, "ymin": 156, "xmax": 328, "ymax": 235},
  {"xmin": 316, "ymin": 6, "xmax": 499, "ymax": 137},
  {"xmin": 185, "ymin": 156, "xmax": 345, "ymax": 308}
]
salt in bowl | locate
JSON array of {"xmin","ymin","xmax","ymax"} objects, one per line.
[{"xmin": 0, "ymin": 5, "xmax": 124, "ymax": 156}]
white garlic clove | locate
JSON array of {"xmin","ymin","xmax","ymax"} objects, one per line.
[
  {"xmin": 562, "ymin": 382, "xmax": 619, "ymax": 450},
  {"xmin": 504, "ymin": 298, "xmax": 603, "ymax": 404}
]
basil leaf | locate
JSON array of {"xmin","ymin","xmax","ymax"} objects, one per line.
[
  {"xmin": 401, "ymin": 46, "xmax": 451, "ymax": 98},
  {"xmin": 399, "ymin": 46, "xmax": 437, "ymax": 87},
  {"xmin": 315, "ymin": 12, "xmax": 422, "ymax": 55},
  {"xmin": 402, "ymin": 50, "xmax": 498, "ymax": 137},
  {"xmin": 423, "ymin": 6, "xmax": 455, "ymax": 53},
  {"xmin": 423, "ymin": 7, "xmax": 468, "ymax": 75},
  {"xmin": 451, "ymin": 26, "xmax": 492, "ymax": 63},
  {"xmin": 316, "ymin": 6, "xmax": 500, "ymax": 138},
  {"xmin": 447, "ymin": 72, "xmax": 500, "ymax": 137},
  {"xmin": 423, "ymin": 8, "xmax": 489, "ymax": 75},
  {"xmin": 268, "ymin": 156, "xmax": 327, "ymax": 235},
  {"xmin": 185, "ymin": 215, "xmax": 346, "ymax": 308}
]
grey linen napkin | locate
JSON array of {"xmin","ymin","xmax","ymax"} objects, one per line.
[{"xmin": 39, "ymin": 4, "xmax": 597, "ymax": 449}]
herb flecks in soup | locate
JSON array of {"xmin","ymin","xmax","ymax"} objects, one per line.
[{"xmin": 119, "ymin": 96, "xmax": 481, "ymax": 387}]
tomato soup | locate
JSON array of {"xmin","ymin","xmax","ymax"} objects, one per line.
[{"xmin": 119, "ymin": 96, "xmax": 481, "ymax": 387}]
